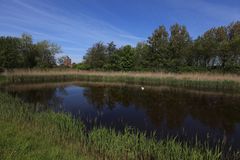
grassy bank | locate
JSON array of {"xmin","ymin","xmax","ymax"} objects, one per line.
[
  {"xmin": 0, "ymin": 92, "xmax": 232, "ymax": 160},
  {"xmin": 0, "ymin": 75, "xmax": 6, "ymax": 84},
  {"xmin": 3, "ymin": 69, "xmax": 240, "ymax": 92}
]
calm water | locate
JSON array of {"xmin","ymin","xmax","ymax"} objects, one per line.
[{"xmin": 4, "ymin": 82, "xmax": 240, "ymax": 151}]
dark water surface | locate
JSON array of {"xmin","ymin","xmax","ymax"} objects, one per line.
[{"xmin": 4, "ymin": 82, "xmax": 240, "ymax": 151}]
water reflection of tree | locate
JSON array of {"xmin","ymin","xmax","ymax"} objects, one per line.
[
  {"xmin": 83, "ymin": 86, "xmax": 240, "ymax": 135},
  {"xmin": 83, "ymin": 87, "xmax": 117, "ymax": 110},
  {"xmin": 9, "ymin": 87, "xmax": 65, "ymax": 111}
]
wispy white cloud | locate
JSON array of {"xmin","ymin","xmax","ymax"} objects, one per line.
[
  {"xmin": 0, "ymin": 0, "xmax": 143, "ymax": 62},
  {"xmin": 165, "ymin": 0, "xmax": 240, "ymax": 21}
]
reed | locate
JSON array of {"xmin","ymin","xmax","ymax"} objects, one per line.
[
  {"xmin": 5, "ymin": 69, "xmax": 240, "ymax": 82},
  {"xmin": 4, "ymin": 69, "xmax": 240, "ymax": 92},
  {"xmin": 1, "ymin": 92, "xmax": 239, "ymax": 160},
  {"xmin": 0, "ymin": 75, "xmax": 6, "ymax": 84}
]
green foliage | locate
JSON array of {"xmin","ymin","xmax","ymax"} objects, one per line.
[
  {"xmin": 82, "ymin": 21, "xmax": 240, "ymax": 73},
  {"xmin": 1, "ymin": 92, "xmax": 237, "ymax": 160},
  {"xmin": 0, "ymin": 34, "xmax": 61, "ymax": 69},
  {"xmin": 20, "ymin": 33, "xmax": 37, "ymax": 68},
  {"xmin": 134, "ymin": 42, "xmax": 151, "ymax": 70},
  {"xmin": 0, "ymin": 36, "xmax": 22, "ymax": 68},
  {"xmin": 148, "ymin": 25, "xmax": 169, "ymax": 69},
  {"xmin": 73, "ymin": 63, "xmax": 90, "ymax": 70},
  {"xmin": 1, "ymin": 21, "xmax": 240, "ymax": 73},
  {"xmin": 0, "ymin": 75, "xmax": 6, "ymax": 84},
  {"xmin": 6, "ymin": 73, "xmax": 240, "ymax": 92},
  {"xmin": 169, "ymin": 24, "xmax": 192, "ymax": 67},
  {"xmin": 34, "ymin": 40, "xmax": 61, "ymax": 68},
  {"xmin": 116, "ymin": 45, "xmax": 135, "ymax": 71},
  {"xmin": 83, "ymin": 42, "xmax": 107, "ymax": 70}
]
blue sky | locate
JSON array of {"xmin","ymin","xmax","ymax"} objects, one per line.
[{"xmin": 1, "ymin": 0, "xmax": 240, "ymax": 63}]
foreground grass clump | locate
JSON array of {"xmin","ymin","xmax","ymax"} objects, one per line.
[
  {"xmin": 0, "ymin": 75, "xmax": 6, "ymax": 84},
  {"xmin": 0, "ymin": 92, "xmax": 238, "ymax": 160},
  {"xmin": 4, "ymin": 69, "xmax": 240, "ymax": 92}
]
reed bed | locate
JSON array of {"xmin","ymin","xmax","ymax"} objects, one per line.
[
  {"xmin": 5, "ymin": 69, "xmax": 240, "ymax": 82},
  {"xmin": 1, "ymin": 92, "xmax": 237, "ymax": 160},
  {"xmin": 3, "ymin": 69, "xmax": 240, "ymax": 92},
  {"xmin": 0, "ymin": 75, "xmax": 6, "ymax": 84}
]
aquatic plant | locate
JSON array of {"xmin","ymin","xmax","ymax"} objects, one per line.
[
  {"xmin": 1, "ymin": 92, "xmax": 239, "ymax": 160},
  {"xmin": 3, "ymin": 69, "xmax": 240, "ymax": 92}
]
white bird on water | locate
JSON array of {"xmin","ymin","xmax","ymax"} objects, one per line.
[{"xmin": 141, "ymin": 86, "xmax": 144, "ymax": 91}]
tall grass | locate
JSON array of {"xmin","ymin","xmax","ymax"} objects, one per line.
[
  {"xmin": 3, "ymin": 69, "xmax": 240, "ymax": 92},
  {"xmin": 0, "ymin": 75, "xmax": 6, "ymax": 84},
  {"xmin": 5, "ymin": 69, "xmax": 240, "ymax": 82},
  {"xmin": 1, "ymin": 92, "xmax": 236, "ymax": 160}
]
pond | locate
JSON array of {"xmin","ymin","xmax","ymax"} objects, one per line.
[{"xmin": 3, "ymin": 82, "xmax": 240, "ymax": 151}]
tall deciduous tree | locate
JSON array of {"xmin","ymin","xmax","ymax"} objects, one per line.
[
  {"xmin": 117, "ymin": 45, "xmax": 135, "ymax": 71},
  {"xmin": 169, "ymin": 24, "xmax": 192, "ymax": 68},
  {"xmin": 0, "ymin": 34, "xmax": 61, "ymax": 69},
  {"xmin": 20, "ymin": 33, "xmax": 36, "ymax": 68},
  {"xmin": 228, "ymin": 22, "xmax": 240, "ymax": 68},
  {"xmin": 0, "ymin": 36, "xmax": 22, "ymax": 68},
  {"xmin": 214, "ymin": 26, "xmax": 230, "ymax": 69},
  {"xmin": 35, "ymin": 40, "xmax": 61, "ymax": 68},
  {"xmin": 134, "ymin": 42, "xmax": 150, "ymax": 70},
  {"xmin": 196, "ymin": 27, "xmax": 230, "ymax": 69},
  {"xmin": 84, "ymin": 42, "xmax": 107, "ymax": 69},
  {"xmin": 105, "ymin": 41, "xmax": 117, "ymax": 70},
  {"xmin": 148, "ymin": 25, "xmax": 169, "ymax": 69}
]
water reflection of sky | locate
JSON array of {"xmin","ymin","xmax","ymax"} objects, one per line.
[{"xmin": 5, "ymin": 83, "xmax": 240, "ymax": 151}]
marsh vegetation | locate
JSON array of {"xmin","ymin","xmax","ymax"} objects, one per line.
[
  {"xmin": 1, "ymin": 19, "xmax": 240, "ymax": 160},
  {"xmin": 3, "ymin": 69, "xmax": 240, "ymax": 92},
  {"xmin": 1, "ymin": 80, "xmax": 240, "ymax": 159},
  {"xmin": 2, "ymin": 91, "xmax": 238, "ymax": 160}
]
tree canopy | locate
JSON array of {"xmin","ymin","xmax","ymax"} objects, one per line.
[
  {"xmin": 1, "ymin": 21, "xmax": 240, "ymax": 73},
  {"xmin": 0, "ymin": 34, "xmax": 61, "ymax": 69},
  {"xmin": 82, "ymin": 22, "xmax": 240, "ymax": 72}
]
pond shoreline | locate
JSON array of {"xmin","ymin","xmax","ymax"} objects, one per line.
[
  {"xmin": 1, "ymin": 92, "xmax": 236, "ymax": 160},
  {"xmin": 3, "ymin": 70, "xmax": 240, "ymax": 92},
  {"xmin": 1, "ymin": 71, "xmax": 240, "ymax": 159}
]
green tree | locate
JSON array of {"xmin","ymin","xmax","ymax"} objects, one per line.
[
  {"xmin": 196, "ymin": 27, "xmax": 230, "ymax": 69},
  {"xmin": 228, "ymin": 21, "xmax": 240, "ymax": 70},
  {"xmin": 214, "ymin": 26, "xmax": 230, "ymax": 69},
  {"xmin": 192, "ymin": 37, "xmax": 208, "ymax": 67},
  {"xmin": 134, "ymin": 42, "xmax": 150, "ymax": 70},
  {"xmin": 0, "ymin": 36, "xmax": 22, "ymax": 68},
  {"xmin": 148, "ymin": 25, "xmax": 169, "ymax": 69},
  {"xmin": 104, "ymin": 41, "xmax": 117, "ymax": 70},
  {"xmin": 194, "ymin": 29, "xmax": 218, "ymax": 68},
  {"xmin": 34, "ymin": 40, "xmax": 61, "ymax": 68},
  {"xmin": 117, "ymin": 45, "xmax": 135, "ymax": 71},
  {"xmin": 20, "ymin": 33, "xmax": 37, "ymax": 68},
  {"xmin": 169, "ymin": 24, "xmax": 192, "ymax": 68},
  {"xmin": 0, "ymin": 34, "xmax": 61, "ymax": 69},
  {"xmin": 83, "ymin": 42, "xmax": 107, "ymax": 69}
]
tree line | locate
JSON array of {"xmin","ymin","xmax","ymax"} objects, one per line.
[
  {"xmin": 1, "ymin": 21, "xmax": 240, "ymax": 72},
  {"xmin": 0, "ymin": 34, "xmax": 61, "ymax": 69},
  {"xmin": 81, "ymin": 21, "xmax": 240, "ymax": 72}
]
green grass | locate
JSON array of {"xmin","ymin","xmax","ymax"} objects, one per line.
[
  {"xmin": 5, "ymin": 74, "xmax": 240, "ymax": 92},
  {"xmin": 1, "ymin": 92, "xmax": 238, "ymax": 160},
  {"xmin": 0, "ymin": 122, "xmax": 88, "ymax": 160},
  {"xmin": 0, "ymin": 75, "xmax": 6, "ymax": 84}
]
